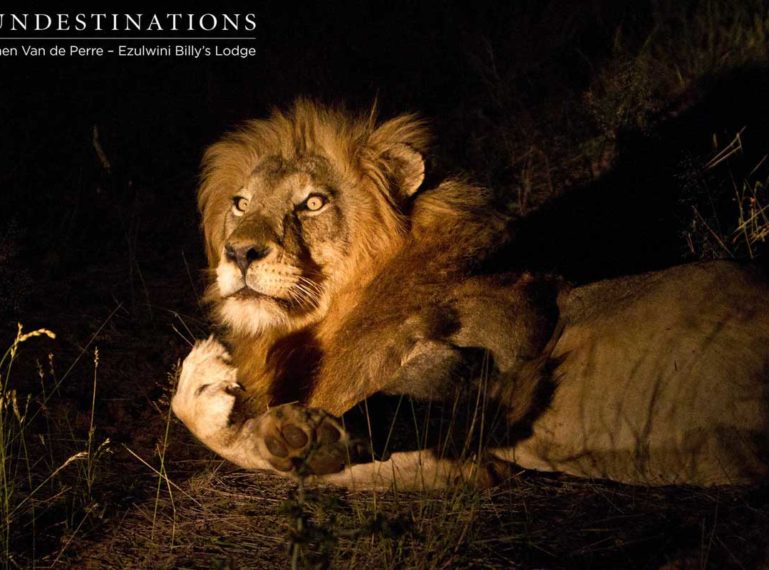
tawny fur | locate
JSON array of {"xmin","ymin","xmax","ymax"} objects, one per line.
[
  {"xmin": 197, "ymin": 100, "xmax": 553, "ymax": 419},
  {"xmin": 173, "ymin": 100, "xmax": 769, "ymax": 489}
]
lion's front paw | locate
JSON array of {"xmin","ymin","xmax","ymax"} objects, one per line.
[
  {"xmin": 249, "ymin": 403, "xmax": 356, "ymax": 476},
  {"xmin": 172, "ymin": 336, "xmax": 243, "ymax": 442}
]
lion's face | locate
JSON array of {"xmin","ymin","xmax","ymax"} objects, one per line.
[
  {"xmin": 215, "ymin": 154, "xmax": 380, "ymax": 334},
  {"xmin": 200, "ymin": 101, "xmax": 428, "ymax": 336}
]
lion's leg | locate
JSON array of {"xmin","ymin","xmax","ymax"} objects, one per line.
[
  {"xmin": 174, "ymin": 339, "xmax": 513, "ymax": 489},
  {"xmin": 308, "ymin": 339, "xmax": 482, "ymax": 416},
  {"xmin": 173, "ymin": 337, "xmax": 359, "ymax": 476},
  {"xmin": 317, "ymin": 449, "xmax": 512, "ymax": 491},
  {"xmin": 252, "ymin": 403, "xmax": 510, "ymax": 489},
  {"xmin": 300, "ymin": 339, "xmax": 524, "ymax": 490}
]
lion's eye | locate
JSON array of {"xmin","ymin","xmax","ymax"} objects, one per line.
[
  {"xmin": 232, "ymin": 196, "xmax": 250, "ymax": 216},
  {"xmin": 301, "ymin": 194, "xmax": 328, "ymax": 212}
]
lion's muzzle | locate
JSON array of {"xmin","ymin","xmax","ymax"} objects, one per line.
[{"xmin": 224, "ymin": 240, "xmax": 273, "ymax": 275}]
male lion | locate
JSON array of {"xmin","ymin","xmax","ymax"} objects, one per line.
[{"xmin": 172, "ymin": 100, "xmax": 769, "ymax": 490}]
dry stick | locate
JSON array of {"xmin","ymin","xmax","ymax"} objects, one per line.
[
  {"xmin": 151, "ymin": 390, "xmax": 179, "ymax": 545},
  {"xmin": 173, "ymin": 311, "xmax": 198, "ymax": 345},
  {"xmin": 50, "ymin": 507, "xmax": 92, "ymax": 567},
  {"xmin": 289, "ymin": 477, "xmax": 306, "ymax": 570},
  {"xmin": 8, "ymin": 452, "xmax": 88, "ymax": 519},
  {"xmin": 86, "ymin": 347, "xmax": 99, "ymax": 500},
  {"xmin": 733, "ymin": 189, "xmax": 769, "ymax": 251},
  {"xmin": 361, "ymin": 398, "xmax": 381, "ymax": 509},
  {"xmin": 705, "ymin": 129, "xmax": 744, "ymax": 170},
  {"xmin": 21, "ymin": 303, "xmax": 124, "ymax": 434},
  {"xmin": 171, "ymin": 324, "xmax": 195, "ymax": 347},
  {"xmin": 181, "ymin": 250, "xmax": 203, "ymax": 311},
  {"xmin": 691, "ymin": 206, "xmax": 734, "ymax": 257},
  {"xmin": 734, "ymin": 183, "xmax": 756, "ymax": 259},
  {"xmin": 122, "ymin": 445, "xmax": 203, "ymax": 508}
]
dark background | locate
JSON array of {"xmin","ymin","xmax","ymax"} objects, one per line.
[
  {"xmin": 2, "ymin": 0, "xmax": 653, "ymax": 379},
  {"xmin": 3, "ymin": 1, "xmax": 769, "ymax": 323},
  {"xmin": 1, "ymin": 1, "xmax": 769, "ymax": 567}
]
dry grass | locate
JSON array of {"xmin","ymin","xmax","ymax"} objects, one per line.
[
  {"xmin": 3, "ymin": 311, "xmax": 769, "ymax": 568},
  {"xmin": 440, "ymin": 1, "xmax": 769, "ymax": 231},
  {"xmin": 681, "ymin": 130, "xmax": 769, "ymax": 260},
  {"xmin": 3, "ymin": 328, "xmax": 766, "ymax": 569},
  {"xmin": 66, "ymin": 459, "xmax": 769, "ymax": 569},
  {"xmin": 587, "ymin": 0, "xmax": 769, "ymax": 137}
]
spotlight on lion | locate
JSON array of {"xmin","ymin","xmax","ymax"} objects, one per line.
[
  {"xmin": 161, "ymin": 98, "xmax": 769, "ymax": 568},
  {"xmin": 173, "ymin": 100, "xmax": 769, "ymax": 492}
]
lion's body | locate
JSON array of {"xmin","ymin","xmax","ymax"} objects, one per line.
[
  {"xmin": 172, "ymin": 100, "xmax": 769, "ymax": 489},
  {"xmin": 498, "ymin": 262, "xmax": 769, "ymax": 485}
]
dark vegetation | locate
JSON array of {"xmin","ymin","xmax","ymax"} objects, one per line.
[{"xmin": 1, "ymin": 0, "xmax": 768, "ymax": 567}]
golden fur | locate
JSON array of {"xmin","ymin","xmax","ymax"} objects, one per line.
[
  {"xmin": 194, "ymin": 100, "xmax": 546, "ymax": 417},
  {"xmin": 172, "ymin": 100, "xmax": 769, "ymax": 489},
  {"xmin": 198, "ymin": 101, "xmax": 424, "ymax": 269}
]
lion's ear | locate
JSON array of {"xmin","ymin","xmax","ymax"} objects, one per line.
[
  {"xmin": 369, "ymin": 113, "xmax": 429, "ymax": 198},
  {"xmin": 383, "ymin": 143, "xmax": 425, "ymax": 197}
]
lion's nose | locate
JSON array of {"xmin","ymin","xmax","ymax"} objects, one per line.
[{"xmin": 225, "ymin": 242, "xmax": 272, "ymax": 274}]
